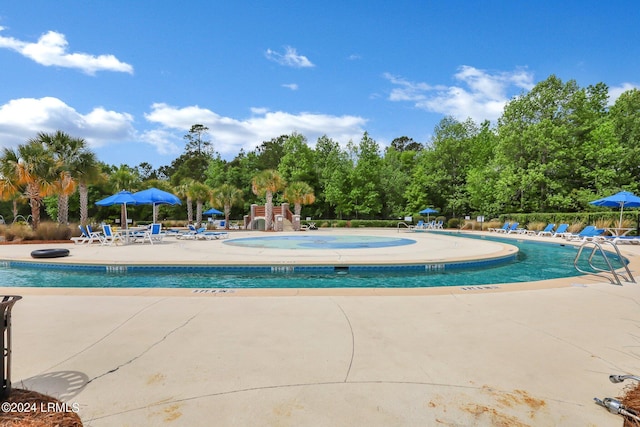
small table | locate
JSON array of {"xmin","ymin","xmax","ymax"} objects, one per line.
[
  {"xmin": 114, "ymin": 226, "xmax": 146, "ymax": 244},
  {"xmin": 605, "ymin": 227, "xmax": 635, "ymax": 237}
]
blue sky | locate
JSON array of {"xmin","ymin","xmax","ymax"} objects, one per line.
[{"xmin": 0, "ymin": 1, "xmax": 638, "ymax": 168}]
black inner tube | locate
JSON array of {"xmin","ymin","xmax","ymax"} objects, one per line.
[{"xmin": 31, "ymin": 248, "xmax": 70, "ymax": 259}]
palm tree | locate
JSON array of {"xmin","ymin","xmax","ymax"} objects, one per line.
[
  {"xmin": 0, "ymin": 153, "xmax": 25, "ymax": 220},
  {"xmin": 108, "ymin": 164, "xmax": 140, "ymax": 226},
  {"xmin": 75, "ymin": 151, "xmax": 103, "ymax": 226},
  {"xmin": 35, "ymin": 131, "xmax": 97, "ymax": 224},
  {"xmin": 0, "ymin": 142, "xmax": 58, "ymax": 228},
  {"xmin": 187, "ymin": 182, "xmax": 211, "ymax": 227},
  {"xmin": 176, "ymin": 178, "xmax": 195, "ymax": 224},
  {"xmin": 284, "ymin": 181, "xmax": 316, "ymax": 229},
  {"xmin": 211, "ymin": 184, "xmax": 243, "ymax": 230},
  {"xmin": 252, "ymin": 169, "xmax": 285, "ymax": 231}
]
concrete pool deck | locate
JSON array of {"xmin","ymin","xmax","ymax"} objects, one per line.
[{"xmin": 2, "ymin": 228, "xmax": 640, "ymax": 425}]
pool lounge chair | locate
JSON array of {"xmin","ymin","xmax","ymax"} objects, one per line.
[
  {"xmin": 176, "ymin": 225, "xmax": 206, "ymax": 240},
  {"xmin": 564, "ymin": 225, "xmax": 605, "ymax": 242},
  {"xmin": 611, "ymin": 236, "xmax": 640, "ymax": 245},
  {"xmin": 539, "ymin": 223, "xmax": 556, "ymax": 236},
  {"xmin": 70, "ymin": 225, "xmax": 91, "ymax": 244},
  {"xmin": 505, "ymin": 222, "xmax": 521, "ymax": 234},
  {"xmin": 411, "ymin": 220, "xmax": 426, "ymax": 230},
  {"xmin": 133, "ymin": 223, "xmax": 165, "ymax": 244},
  {"xmin": 197, "ymin": 231, "xmax": 229, "ymax": 240},
  {"xmin": 83, "ymin": 225, "xmax": 105, "ymax": 244},
  {"xmin": 101, "ymin": 224, "xmax": 123, "ymax": 246},
  {"xmin": 529, "ymin": 223, "xmax": 555, "ymax": 237},
  {"xmin": 551, "ymin": 224, "xmax": 570, "ymax": 238},
  {"xmin": 489, "ymin": 222, "xmax": 510, "ymax": 233}
]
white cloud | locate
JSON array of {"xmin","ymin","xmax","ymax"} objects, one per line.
[
  {"xmin": 0, "ymin": 97, "xmax": 366, "ymax": 163},
  {"xmin": 265, "ymin": 46, "xmax": 314, "ymax": 68},
  {"xmin": 144, "ymin": 103, "xmax": 366, "ymax": 156},
  {"xmin": 384, "ymin": 66, "xmax": 535, "ymax": 122},
  {"xmin": 282, "ymin": 83, "xmax": 299, "ymax": 91},
  {"xmin": 0, "ymin": 97, "xmax": 136, "ymax": 149},
  {"xmin": 0, "ymin": 27, "xmax": 133, "ymax": 75},
  {"xmin": 138, "ymin": 129, "xmax": 182, "ymax": 156},
  {"xmin": 608, "ymin": 83, "xmax": 640, "ymax": 105}
]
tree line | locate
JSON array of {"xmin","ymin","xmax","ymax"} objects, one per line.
[{"xmin": 1, "ymin": 75, "xmax": 639, "ymax": 228}]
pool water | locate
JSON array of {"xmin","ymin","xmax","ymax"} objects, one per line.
[
  {"xmin": 0, "ymin": 234, "xmax": 623, "ymax": 289},
  {"xmin": 224, "ymin": 235, "xmax": 416, "ymax": 249}
]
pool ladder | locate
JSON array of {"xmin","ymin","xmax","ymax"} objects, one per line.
[{"xmin": 574, "ymin": 240, "xmax": 635, "ymax": 285}]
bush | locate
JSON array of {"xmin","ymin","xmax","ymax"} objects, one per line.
[
  {"xmin": 447, "ymin": 218, "xmax": 460, "ymax": 229},
  {"xmin": 526, "ymin": 221, "xmax": 547, "ymax": 232},
  {"xmin": 34, "ymin": 222, "xmax": 73, "ymax": 240},
  {"xmin": 0, "ymin": 223, "xmax": 33, "ymax": 241},
  {"xmin": 0, "ymin": 222, "xmax": 74, "ymax": 241},
  {"xmin": 483, "ymin": 220, "xmax": 502, "ymax": 231}
]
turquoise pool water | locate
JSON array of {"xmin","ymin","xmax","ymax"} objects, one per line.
[
  {"xmin": 224, "ymin": 235, "xmax": 416, "ymax": 249},
  {"xmin": 0, "ymin": 234, "xmax": 622, "ymax": 289}
]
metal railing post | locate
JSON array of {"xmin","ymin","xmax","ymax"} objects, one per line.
[{"xmin": 0, "ymin": 295, "xmax": 21, "ymax": 398}]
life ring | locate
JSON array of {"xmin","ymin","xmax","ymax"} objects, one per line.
[{"xmin": 30, "ymin": 248, "xmax": 70, "ymax": 259}]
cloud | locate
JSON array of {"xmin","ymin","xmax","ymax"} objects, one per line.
[
  {"xmin": 0, "ymin": 98, "xmax": 366, "ymax": 163},
  {"xmin": 282, "ymin": 83, "xmax": 299, "ymax": 91},
  {"xmin": 265, "ymin": 46, "xmax": 314, "ymax": 68},
  {"xmin": 0, "ymin": 97, "xmax": 136, "ymax": 148},
  {"xmin": 138, "ymin": 129, "xmax": 182, "ymax": 156},
  {"xmin": 0, "ymin": 27, "xmax": 133, "ymax": 75},
  {"xmin": 384, "ymin": 66, "xmax": 535, "ymax": 122},
  {"xmin": 144, "ymin": 103, "xmax": 366, "ymax": 156},
  {"xmin": 608, "ymin": 83, "xmax": 640, "ymax": 105}
]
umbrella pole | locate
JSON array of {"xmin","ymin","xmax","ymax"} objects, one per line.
[{"xmin": 620, "ymin": 205, "xmax": 624, "ymax": 229}]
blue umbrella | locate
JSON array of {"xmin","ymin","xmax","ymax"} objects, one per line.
[
  {"xmin": 95, "ymin": 190, "xmax": 139, "ymax": 230},
  {"xmin": 132, "ymin": 187, "xmax": 182, "ymax": 223},
  {"xmin": 590, "ymin": 191, "xmax": 640, "ymax": 228},
  {"xmin": 203, "ymin": 208, "xmax": 223, "ymax": 216},
  {"xmin": 419, "ymin": 207, "xmax": 438, "ymax": 221}
]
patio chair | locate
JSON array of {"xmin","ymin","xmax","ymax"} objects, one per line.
[
  {"xmin": 564, "ymin": 225, "xmax": 605, "ymax": 242},
  {"xmin": 552, "ymin": 224, "xmax": 570, "ymax": 238},
  {"xmin": 534, "ymin": 223, "xmax": 555, "ymax": 237},
  {"xmin": 491, "ymin": 222, "xmax": 510, "ymax": 233},
  {"xmin": 176, "ymin": 225, "xmax": 206, "ymax": 240},
  {"xmin": 134, "ymin": 223, "xmax": 165, "ymax": 244},
  {"xmin": 101, "ymin": 224, "xmax": 123, "ymax": 246},
  {"xmin": 500, "ymin": 222, "xmax": 520, "ymax": 234},
  {"xmin": 70, "ymin": 225, "xmax": 90, "ymax": 245},
  {"xmin": 413, "ymin": 220, "xmax": 426, "ymax": 230},
  {"xmin": 197, "ymin": 231, "xmax": 229, "ymax": 240},
  {"xmin": 84, "ymin": 224, "xmax": 105, "ymax": 244}
]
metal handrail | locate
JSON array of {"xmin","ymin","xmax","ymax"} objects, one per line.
[
  {"xmin": 397, "ymin": 222, "xmax": 411, "ymax": 232},
  {"xmin": 574, "ymin": 240, "xmax": 635, "ymax": 285}
]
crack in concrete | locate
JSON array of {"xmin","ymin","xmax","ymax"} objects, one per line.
[
  {"xmin": 44, "ymin": 298, "xmax": 167, "ymax": 373},
  {"xmin": 82, "ymin": 313, "xmax": 199, "ymax": 388},
  {"xmin": 86, "ymin": 380, "xmax": 582, "ymax": 422},
  {"xmin": 330, "ymin": 299, "xmax": 355, "ymax": 382}
]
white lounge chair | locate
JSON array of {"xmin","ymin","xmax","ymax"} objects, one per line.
[
  {"xmin": 133, "ymin": 223, "xmax": 165, "ymax": 244},
  {"xmin": 197, "ymin": 231, "xmax": 229, "ymax": 240},
  {"xmin": 101, "ymin": 224, "xmax": 123, "ymax": 246}
]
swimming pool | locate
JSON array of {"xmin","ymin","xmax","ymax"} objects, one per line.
[
  {"xmin": 224, "ymin": 235, "xmax": 417, "ymax": 249},
  {"xmin": 0, "ymin": 234, "xmax": 617, "ymax": 289}
]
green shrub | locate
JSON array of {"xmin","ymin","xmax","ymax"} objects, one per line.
[{"xmin": 447, "ymin": 218, "xmax": 460, "ymax": 229}]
